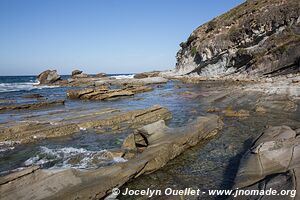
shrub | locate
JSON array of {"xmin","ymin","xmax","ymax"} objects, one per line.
[{"xmin": 191, "ymin": 46, "xmax": 198, "ymax": 57}]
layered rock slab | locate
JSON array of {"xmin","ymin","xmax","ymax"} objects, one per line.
[
  {"xmin": 0, "ymin": 105, "xmax": 171, "ymax": 144},
  {"xmin": 67, "ymin": 85, "xmax": 153, "ymax": 100},
  {"xmin": 173, "ymin": 0, "xmax": 300, "ymax": 78},
  {"xmin": 0, "ymin": 100, "xmax": 65, "ymax": 112}
]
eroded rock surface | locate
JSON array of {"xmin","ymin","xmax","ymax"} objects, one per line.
[
  {"xmin": 0, "ymin": 115, "xmax": 223, "ymax": 200},
  {"xmin": 233, "ymin": 125, "xmax": 300, "ymax": 199},
  {"xmin": 0, "ymin": 100, "xmax": 65, "ymax": 112},
  {"xmin": 0, "ymin": 105, "xmax": 171, "ymax": 144},
  {"xmin": 37, "ymin": 70, "xmax": 61, "ymax": 84},
  {"xmin": 67, "ymin": 85, "xmax": 153, "ymax": 100},
  {"xmin": 172, "ymin": 0, "xmax": 300, "ymax": 78}
]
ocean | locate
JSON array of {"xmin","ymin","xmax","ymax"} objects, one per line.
[{"xmin": 0, "ymin": 74, "xmax": 134, "ymax": 93}]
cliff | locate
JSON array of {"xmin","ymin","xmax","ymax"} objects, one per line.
[{"xmin": 175, "ymin": 0, "xmax": 300, "ymax": 78}]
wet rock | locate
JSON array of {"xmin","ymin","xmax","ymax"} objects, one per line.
[
  {"xmin": 0, "ymin": 99, "xmax": 16, "ymax": 104},
  {"xmin": 0, "ymin": 100, "xmax": 65, "ymax": 112},
  {"xmin": 37, "ymin": 70, "xmax": 61, "ymax": 84},
  {"xmin": 0, "ymin": 105, "xmax": 171, "ymax": 145},
  {"xmin": 178, "ymin": 91, "xmax": 200, "ymax": 99},
  {"xmin": 0, "ymin": 166, "xmax": 40, "ymax": 185},
  {"xmin": 255, "ymin": 96, "xmax": 298, "ymax": 113},
  {"xmin": 78, "ymin": 105, "xmax": 172, "ymax": 130},
  {"xmin": 207, "ymin": 107, "xmax": 221, "ymax": 113},
  {"xmin": 0, "ymin": 122, "xmax": 80, "ymax": 144},
  {"xmin": 0, "ymin": 115, "xmax": 223, "ymax": 200},
  {"xmin": 222, "ymin": 107, "xmax": 250, "ymax": 118},
  {"xmin": 207, "ymin": 106, "xmax": 250, "ymax": 117},
  {"xmin": 22, "ymin": 93, "xmax": 44, "ymax": 99}
]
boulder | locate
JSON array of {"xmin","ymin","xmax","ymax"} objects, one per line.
[
  {"xmin": 71, "ymin": 70, "xmax": 82, "ymax": 76},
  {"xmin": 72, "ymin": 73, "xmax": 89, "ymax": 79},
  {"xmin": 37, "ymin": 70, "xmax": 61, "ymax": 84},
  {"xmin": 95, "ymin": 72, "xmax": 107, "ymax": 78},
  {"xmin": 233, "ymin": 125, "xmax": 300, "ymax": 199}
]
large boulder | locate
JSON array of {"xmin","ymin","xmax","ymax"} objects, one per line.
[
  {"xmin": 37, "ymin": 70, "xmax": 61, "ymax": 84},
  {"xmin": 232, "ymin": 125, "xmax": 300, "ymax": 200}
]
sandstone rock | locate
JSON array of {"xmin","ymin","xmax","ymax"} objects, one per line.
[
  {"xmin": 122, "ymin": 133, "xmax": 136, "ymax": 150},
  {"xmin": 207, "ymin": 107, "xmax": 221, "ymax": 113},
  {"xmin": 0, "ymin": 100, "xmax": 65, "ymax": 112},
  {"xmin": 67, "ymin": 85, "xmax": 152, "ymax": 101},
  {"xmin": 222, "ymin": 107, "xmax": 250, "ymax": 118},
  {"xmin": 22, "ymin": 93, "xmax": 44, "ymax": 99},
  {"xmin": 37, "ymin": 70, "xmax": 61, "ymax": 84},
  {"xmin": 255, "ymin": 105, "xmax": 267, "ymax": 113},
  {"xmin": 134, "ymin": 71, "xmax": 160, "ymax": 79},
  {"xmin": 234, "ymin": 125, "xmax": 300, "ymax": 195},
  {"xmin": 0, "ymin": 115, "xmax": 223, "ymax": 200},
  {"xmin": 0, "ymin": 105, "xmax": 171, "ymax": 145},
  {"xmin": 72, "ymin": 73, "xmax": 89, "ymax": 79},
  {"xmin": 78, "ymin": 105, "xmax": 172, "ymax": 130}
]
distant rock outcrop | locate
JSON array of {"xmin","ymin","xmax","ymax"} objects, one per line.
[
  {"xmin": 71, "ymin": 69, "xmax": 82, "ymax": 76},
  {"xmin": 174, "ymin": 0, "xmax": 300, "ymax": 78},
  {"xmin": 134, "ymin": 71, "xmax": 160, "ymax": 79},
  {"xmin": 37, "ymin": 70, "xmax": 61, "ymax": 84},
  {"xmin": 71, "ymin": 70, "xmax": 89, "ymax": 78},
  {"xmin": 95, "ymin": 72, "xmax": 107, "ymax": 78}
]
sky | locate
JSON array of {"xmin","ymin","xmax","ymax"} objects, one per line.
[{"xmin": 0, "ymin": 0, "xmax": 244, "ymax": 75}]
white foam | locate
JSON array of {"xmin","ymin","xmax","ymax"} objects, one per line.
[
  {"xmin": 111, "ymin": 74, "xmax": 134, "ymax": 79},
  {"xmin": 24, "ymin": 146, "xmax": 127, "ymax": 169},
  {"xmin": 0, "ymin": 141, "xmax": 20, "ymax": 152},
  {"xmin": 0, "ymin": 80, "xmax": 59, "ymax": 93}
]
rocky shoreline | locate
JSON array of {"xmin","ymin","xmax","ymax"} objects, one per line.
[
  {"xmin": 1, "ymin": 69, "xmax": 300, "ymax": 199},
  {"xmin": 0, "ymin": 0, "xmax": 300, "ymax": 199}
]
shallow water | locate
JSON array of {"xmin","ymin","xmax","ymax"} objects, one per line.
[
  {"xmin": 0, "ymin": 80, "xmax": 207, "ymax": 173},
  {"xmin": 1, "ymin": 78, "xmax": 300, "ymax": 200}
]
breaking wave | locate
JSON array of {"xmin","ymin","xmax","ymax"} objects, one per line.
[{"xmin": 24, "ymin": 146, "xmax": 127, "ymax": 169}]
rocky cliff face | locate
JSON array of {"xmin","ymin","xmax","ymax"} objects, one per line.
[{"xmin": 175, "ymin": 0, "xmax": 300, "ymax": 78}]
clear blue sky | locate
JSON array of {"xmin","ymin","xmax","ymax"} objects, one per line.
[{"xmin": 0, "ymin": 0, "xmax": 244, "ymax": 75}]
